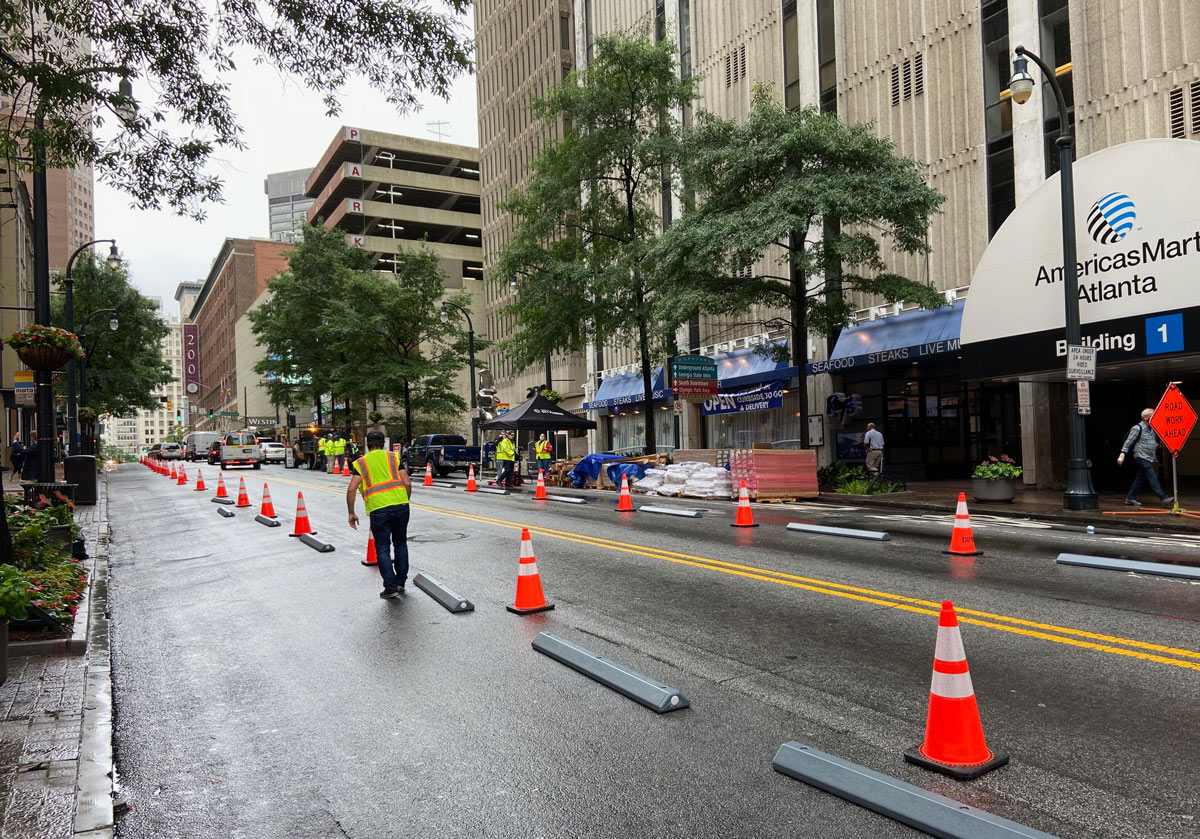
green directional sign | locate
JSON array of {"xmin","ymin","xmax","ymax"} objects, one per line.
[
  {"xmin": 219, "ymin": 411, "xmax": 239, "ymax": 417},
  {"xmin": 671, "ymin": 354, "xmax": 718, "ymax": 403}
]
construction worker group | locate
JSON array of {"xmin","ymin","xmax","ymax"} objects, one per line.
[{"xmin": 318, "ymin": 433, "xmax": 354, "ymax": 472}]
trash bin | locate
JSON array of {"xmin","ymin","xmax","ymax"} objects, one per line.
[
  {"xmin": 22, "ymin": 481, "xmax": 78, "ymax": 508},
  {"xmin": 65, "ymin": 454, "xmax": 99, "ymax": 505}
]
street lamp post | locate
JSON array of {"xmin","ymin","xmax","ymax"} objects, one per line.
[
  {"xmin": 63, "ymin": 239, "xmax": 120, "ymax": 454},
  {"xmin": 1009, "ymin": 45, "xmax": 1098, "ymax": 510},
  {"xmin": 440, "ymin": 301, "xmax": 478, "ymax": 447}
]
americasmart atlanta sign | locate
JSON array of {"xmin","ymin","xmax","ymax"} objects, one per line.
[{"xmin": 960, "ymin": 139, "xmax": 1200, "ymax": 379}]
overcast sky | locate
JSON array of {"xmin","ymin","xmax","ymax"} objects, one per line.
[{"xmin": 94, "ymin": 39, "xmax": 480, "ymax": 319}]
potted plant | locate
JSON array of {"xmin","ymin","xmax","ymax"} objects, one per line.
[
  {"xmin": 5, "ymin": 324, "xmax": 85, "ymax": 370},
  {"xmin": 0, "ymin": 565, "xmax": 33, "ymax": 685},
  {"xmin": 972, "ymin": 454, "xmax": 1023, "ymax": 502}
]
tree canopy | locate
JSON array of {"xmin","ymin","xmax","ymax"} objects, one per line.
[
  {"xmin": 494, "ymin": 32, "xmax": 697, "ymax": 454},
  {"xmin": 50, "ymin": 252, "xmax": 172, "ymax": 416},
  {"xmin": 0, "ymin": 0, "xmax": 473, "ymax": 216}
]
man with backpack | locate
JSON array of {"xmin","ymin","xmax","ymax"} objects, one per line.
[{"xmin": 1118, "ymin": 408, "xmax": 1173, "ymax": 507}]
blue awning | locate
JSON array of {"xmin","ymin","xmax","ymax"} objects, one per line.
[
  {"xmin": 585, "ymin": 366, "xmax": 670, "ymax": 410},
  {"xmin": 712, "ymin": 341, "xmax": 795, "ymax": 389},
  {"xmin": 806, "ymin": 301, "xmax": 964, "ymax": 374}
]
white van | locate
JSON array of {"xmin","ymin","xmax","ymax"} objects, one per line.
[{"xmin": 183, "ymin": 432, "xmax": 221, "ymax": 462}]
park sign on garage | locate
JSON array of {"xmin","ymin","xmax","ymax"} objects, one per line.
[{"xmin": 670, "ymin": 355, "xmax": 718, "ymax": 403}]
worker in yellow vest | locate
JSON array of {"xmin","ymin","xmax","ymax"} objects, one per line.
[
  {"xmin": 316, "ymin": 436, "xmax": 328, "ymax": 471},
  {"xmin": 494, "ymin": 430, "xmax": 516, "ymax": 488},
  {"xmin": 535, "ymin": 433, "xmax": 553, "ymax": 468},
  {"xmin": 347, "ymin": 430, "xmax": 412, "ymax": 599}
]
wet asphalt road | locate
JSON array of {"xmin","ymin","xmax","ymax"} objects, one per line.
[{"xmin": 107, "ymin": 464, "xmax": 1200, "ymax": 839}]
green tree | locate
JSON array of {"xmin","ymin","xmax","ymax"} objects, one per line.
[
  {"xmin": 50, "ymin": 253, "xmax": 172, "ymax": 416},
  {"xmin": 251, "ymin": 224, "xmax": 371, "ymax": 422},
  {"xmin": 494, "ymin": 32, "xmax": 697, "ymax": 454},
  {"xmin": 653, "ymin": 86, "xmax": 946, "ymax": 443},
  {"xmin": 0, "ymin": 0, "xmax": 472, "ymax": 216},
  {"xmin": 329, "ymin": 248, "xmax": 476, "ymax": 442},
  {"xmin": 163, "ymin": 425, "xmax": 186, "ymax": 444}
]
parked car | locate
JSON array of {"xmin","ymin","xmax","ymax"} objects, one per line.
[
  {"xmin": 147, "ymin": 443, "xmax": 163, "ymax": 460},
  {"xmin": 206, "ymin": 441, "xmax": 223, "ymax": 466},
  {"xmin": 259, "ymin": 442, "xmax": 286, "ymax": 464},
  {"xmin": 157, "ymin": 442, "xmax": 184, "ymax": 461},
  {"xmin": 184, "ymin": 431, "xmax": 221, "ymax": 462},
  {"xmin": 403, "ymin": 434, "xmax": 481, "ymax": 477},
  {"xmin": 217, "ymin": 431, "xmax": 261, "ymax": 469}
]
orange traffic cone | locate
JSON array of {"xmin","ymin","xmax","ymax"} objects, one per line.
[
  {"xmin": 177, "ymin": 465, "xmax": 188, "ymax": 486},
  {"xmin": 214, "ymin": 472, "xmax": 229, "ymax": 499},
  {"xmin": 466, "ymin": 464, "xmax": 477, "ymax": 492},
  {"xmin": 235, "ymin": 477, "xmax": 251, "ymax": 507},
  {"xmin": 506, "ymin": 528, "xmax": 555, "ymax": 614},
  {"xmin": 904, "ymin": 601, "xmax": 1008, "ymax": 779},
  {"xmin": 260, "ymin": 483, "xmax": 276, "ymax": 517},
  {"xmin": 423, "ymin": 462, "xmax": 433, "ymax": 487},
  {"xmin": 361, "ymin": 533, "xmax": 378, "ymax": 567},
  {"xmin": 194, "ymin": 469, "xmax": 207, "ymax": 492},
  {"xmin": 169, "ymin": 462, "xmax": 177, "ymax": 480},
  {"xmin": 534, "ymin": 468, "xmax": 547, "ymax": 500},
  {"xmin": 616, "ymin": 474, "xmax": 634, "ymax": 512},
  {"xmin": 342, "ymin": 458, "xmax": 351, "ymax": 477},
  {"xmin": 945, "ymin": 492, "xmax": 982, "ymax": 556},
  {"xmin": 731, "ymin": 480, "xmax": 758, "ymax": 527},
  {"xmin": 289, "ymin": 492, "xmax": 314, "ymax": 536}
]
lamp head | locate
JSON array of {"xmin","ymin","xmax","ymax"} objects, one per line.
[
  {"xmin": 1009, "ymin": 54, "xmax": 1035, "ymax": 105},
  {"xmin": 108, "ymin": 315, "xmax": 118, "ymax": 332},
  {"xmin": 106, "ymin": 243, "xmax": 121, "ymax": 270},
  {"xmin": 509, "ymin": 277, "xmax": 518, "ymax": 294},
  {"xmin": 439, "ymin": 302, "xmax": 448, "ymax": 323}
]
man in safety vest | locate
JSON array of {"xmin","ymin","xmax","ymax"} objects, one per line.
[
  {"xmin": 347, "ymin": 429, "xmax": 412, "ymax": 599},
  {"xmin": 316, "ymin": 436, "xmax": 328, "ymax": 471},
  {"xmin": 331, "ymin": 435, "xmax": 345, "ymax": 472},
  {"xmin": 535, "ymin": 433, "xmax": 553, "ymax": 467},
  {"xmin": 495, "ymin": 430, "xmax": 516, "ymax": 488}
]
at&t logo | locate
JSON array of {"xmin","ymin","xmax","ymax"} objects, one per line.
[{"xmin": 1086, "ymin": 192, "xmax": 1136, "ymax": 244}]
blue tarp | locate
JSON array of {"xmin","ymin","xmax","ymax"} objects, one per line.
[
  {"xmin": 584, "ymin": 367, "xmax": 669, "ymax": 410},
  {"xmin": 567, "ymin": 453, "xmax": 624, "ymax": 487},
  {"xmin": 606, "ymin": 462, "xmax": 648, "ymax": 488},
  {"xmin": 712, "ymin": 341, "xmax": 794, "ymax": 388},
  {"xmin": 806, "ymin": 301, "xmax": 964, "ymax": 374}
]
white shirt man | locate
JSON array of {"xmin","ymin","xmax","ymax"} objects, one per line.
[{"xmin": 864, "ymin": 423, "xmax": 884, "ymax": 474}]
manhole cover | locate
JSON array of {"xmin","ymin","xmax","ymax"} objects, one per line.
[{"xmin": 408, "ymin": 533, "xmax": 470, "ymax": 543}]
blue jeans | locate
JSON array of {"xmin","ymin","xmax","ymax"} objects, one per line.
[
  {"xmin": 369, "ymin": 504, "xmax": 410, "ymax": 590},
  {"xmin": 1126, "ymin": 457, "xmax": 1167, "ymax": 502}
]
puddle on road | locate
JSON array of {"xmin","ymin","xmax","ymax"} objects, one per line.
[{"xmin": 407, "ymin": 533, "xmax": 470, "ymax": 543}]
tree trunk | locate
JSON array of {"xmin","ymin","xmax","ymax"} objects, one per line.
[
  {"xmin": 315, "ymin": 394, "xmax": 322, "ymax": 426},
  {"xmin": 789, "ymin": 230, "xmax": 808, "ymax": 449},
  {"xmin": 403, "ymin": 380, "xmax": 413, "ymax": 442},
  {"xmin": 638, "ymin": 316, "xmax": 657, "ymax": 455}
]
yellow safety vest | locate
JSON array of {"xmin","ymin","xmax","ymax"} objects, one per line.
[
  {"xmin": 535, "ymin": 440, "xmax": 551, "ymax": 459},
  {"xmin": 495, "ymin": 438, "xmax": 515, "ymax": 461},
  {"xmin": 335, "ymin": 438, "xmax": 345, "ymax": 456},
  {"xmin": 354, "ymin": 449, "xmax": 410, "ymax": 514},
  {"xmin": 318, "ymin": 439, "xmax": 327, "ymax": 454}
]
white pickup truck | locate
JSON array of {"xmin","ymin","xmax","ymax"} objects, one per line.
[{"xmin": 219, "ymin": 431, "xmax": 262, "ymax": 469}]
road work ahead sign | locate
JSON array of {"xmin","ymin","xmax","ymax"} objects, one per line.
[{"xmin": 1150, "ymin": 383, "xmax": 1197, "ymax": 457}]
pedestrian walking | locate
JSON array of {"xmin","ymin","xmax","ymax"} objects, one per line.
[
  {"xmin": 21, "ymin": 433, "xmax": 38, "ymax": 482},
  {"xmin": 8, "ymin": 436, "xmax": 24, "ymax": 484},
  {"xmin": 495, "ymin": 430, "xmax": 516, "ymax": 487},
  {"xmin": 347, "ymin": 430, "xmax": 412, "ymax": 599},
  {"xmin": 1118, "ymin": 409, "xmax": 1173, "ymax": 507},
  {"xmin": 864, "ymin": 422, "xmax": 885, "ymax": 475},
  {"xmin": 535, "ymin": 433, "xmax": 553, "ymax": 468}
]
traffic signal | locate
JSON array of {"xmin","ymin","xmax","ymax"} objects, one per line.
[
  {"xmin": 208, "ymin": 408, "xmax": 214, "ymax": 419},
  {"xmin": 166, "ymin": 398, "xmax": 173, "ymax": 412}
]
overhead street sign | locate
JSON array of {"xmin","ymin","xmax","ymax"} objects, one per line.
[
  {"xmin": 1150, "ymin": 383, "xmax": 1197, "ymax": 457},
  {"xmin": 219, "ymin": 411, "xmax": 239, "ymax": 417},
  {"xmin": 1066, "ymin": 344, "xmax": 1096, "ymax": 381}
]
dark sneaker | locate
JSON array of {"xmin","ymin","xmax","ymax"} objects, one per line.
[
  {"xmin": 1162, "ymin": 496, "xmax": 1175, "ymax": 507},
  {"xmin": 1124, "ymin": 498, "xmax": 1142, "ymax": 507},
  {"xmin": 380, "ymin": 588, "xmax": 400, "ymax": 599}
]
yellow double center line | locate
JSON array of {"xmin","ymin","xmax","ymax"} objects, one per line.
[{"xmin": 270, "ymin": 474, "xmax": 1200, "ymax": 671}]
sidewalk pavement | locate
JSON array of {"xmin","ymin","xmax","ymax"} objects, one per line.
[
  {"xmin": 822, "ymin": 479, "xmax": 1200, "ymax": 531},
  {"xmin": 0, "ymin": 475, "xmax": 113, "ymax": 839}
]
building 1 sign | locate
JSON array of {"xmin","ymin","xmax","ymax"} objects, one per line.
[{"xmin": 961, "ymin": 139, "xmax": 1200, "ymax": 379}]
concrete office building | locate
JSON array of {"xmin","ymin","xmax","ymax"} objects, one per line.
[
  {"xmin": 306, "ymin": 127, "xmax": 485, "ymax": 437},
  {"xmin": 265, "ymin": 169, "xmax": 314, "ymax": 244},
  {"xmin": 0, "ymin": 170, "xmax": 35, "ymax": 453},
  {"xmin": 103, "ymin": 304, "xmax": 184, "ymax": 453},
  {"xmin": 477, "ymin": 0, "xmax": 1200, "ymax": 490}
]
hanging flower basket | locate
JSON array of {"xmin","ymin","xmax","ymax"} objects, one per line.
[{"xmin": 5, "ymin": 325, "xmax": 84, "ymax": 371}]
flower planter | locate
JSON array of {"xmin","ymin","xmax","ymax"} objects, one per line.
[
  {"xmin": 15, "ymin": 345, "xmax": 73, "ymax": 370},
  {"xmin": 972, "ymin": 476, "xmax": 1016, "ymax": 503}
]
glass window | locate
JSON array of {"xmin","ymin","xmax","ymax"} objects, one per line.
[
  {"xmin": 816, "ymin": 0, "xmax": 836, "ymax": 113},
  {"xmin": 782, "ymin": 1, "xmax": 799, "ymax": 110}
]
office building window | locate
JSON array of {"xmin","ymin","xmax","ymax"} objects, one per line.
[
  {"xmin": 982, "ymin": 0, "xmax": 1015, "ymax": 237},
  {"xmin": 816, "ymin": 0, "xmax": 836, "ymax": 113},
  {"xmin": 782, "ymin": 1, "xmax": 799, "ymax": 110},
  {"xmin": 1039, "ymin": 0, "xmax": 1073, "ymax": 175}
]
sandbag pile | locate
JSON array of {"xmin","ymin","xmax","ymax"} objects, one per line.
[{"xmin": 634, "ymin": 462, "xmax": 733, "ymax": 499}]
